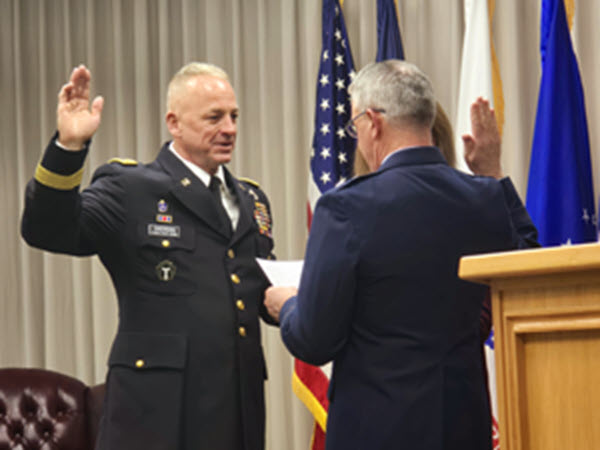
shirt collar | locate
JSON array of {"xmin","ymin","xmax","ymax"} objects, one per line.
[{"xmin": 168, "ymin": 142, "xmax": 226, "ymax": 188}]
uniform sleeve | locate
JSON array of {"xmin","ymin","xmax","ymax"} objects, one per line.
[
  {"xmin": 246, "ymin": 184, "xmax": 278, "ymax": 326},
  {"xmin": 21, "ymin": 135, "xmax": 125, "ymax": 256},
  {"xmin": 279, "ymin": 192, "xmax": 360, "ymax": 365},
  {"xmin": 499, "ymin": 177, "xmax": 540, "ymax": 249}
]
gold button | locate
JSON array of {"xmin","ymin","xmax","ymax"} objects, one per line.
[
  {"xmin": 227, "ymin": 249, "xmax": 235, "ymax": 259},
  {"xmin": 135, "ymin": 359, "xmax": 145, "ymax": 368},
  {"xmin": 236, "ymin": 299, "xmax": 245, "ymax": 311},
  {"xmin": 231, "ymin": 274, "xmax": 240, "ymax": 284},
  {"xmin": 162, "ymin": 239, "xmax": 170, "ymax": 248},
  {"xmin": 238, "ymin": 326, "xmax": 246, "ymax": 337}
]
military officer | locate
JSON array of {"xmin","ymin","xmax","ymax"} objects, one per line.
[{"xmin": 21, "ymin": 63, "xmax": 276, "ymax": 450}]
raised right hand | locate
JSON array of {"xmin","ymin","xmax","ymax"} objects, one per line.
[
  {"xmin": 462, "ymin": 97, "xmax": 503, "ymax": 179},
  {"xmin": 56, "ymin": 64, "xmax": 104, "ymax": 150}
]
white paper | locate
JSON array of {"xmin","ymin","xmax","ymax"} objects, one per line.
[{"xmin": 256, "ymin": 258, "xmax": 304, "ymax": 287}]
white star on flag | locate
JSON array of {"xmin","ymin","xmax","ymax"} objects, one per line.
[
  {"xmin": 320, "ymin": 123, "xmax": 331, "ymax": 135},
  {"xmin": 321, "ymin": 147, "xmax": 331, "ymax": 159},
  {"xmin": 320, "ymin": 98, "xmax": 331, "ymax": 111},
  {"xmin": 320, "ymin": 172, "xmax": 332, "ymax": 184}
]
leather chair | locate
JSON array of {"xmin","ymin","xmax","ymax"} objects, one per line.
[{"xmin": 0, "ymin": 368, "xmax": 105, "ymax": 449}]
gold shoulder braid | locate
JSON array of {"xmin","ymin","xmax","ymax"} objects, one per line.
[
  {"xmin": 108, "ymin": 157, "xmax": 138, "ymax": 166},
  {"xmin": 238, "ymin": 177, "xmax": 259, "ymax": 188}
]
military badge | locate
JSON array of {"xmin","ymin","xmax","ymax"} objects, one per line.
[
  {"xmin": 156, "ymin": 214, "xmax": 173, "ymax": 224},
  {"xmin": 158, "ymin": 199, "xmax": 168, "ymax": 213},
  {"xmin": 253, "ymin": 201, "xmax": 272, "ymax": 238},
  {"xmin": 148, "ymin": 224, "xmax": 180, "ymax": 238},
  {"xmin": 156, "ymin": 260, "xmax": 176, "ymax": 282}
]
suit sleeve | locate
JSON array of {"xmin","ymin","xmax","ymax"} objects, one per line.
[
  {"xmin": 500, "ymin": 177, "xmax": 540, "ymax": 249},
  {"xmin": 480, "ymin": 177, "xmax": 540, "ymax": 344},
  {"xmin": 279, "ymin": 192, "xmax": 360, "ymax": 365},
  {"xmin": 21, "ymin": 135, "xmax": 125, "ymax": 256}
]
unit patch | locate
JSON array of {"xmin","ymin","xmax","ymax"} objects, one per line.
[
  {"xmin": 253, "ymin": 202, "xmax": 272, "ymax": 238},
  {"xmin": 148, "ymin": 224, "xmax": 181, "ymax": 238}
]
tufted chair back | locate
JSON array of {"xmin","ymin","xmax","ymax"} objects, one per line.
[{"xmin": 0, "ymin": 368, "xmax": 105, "ymax": 450}]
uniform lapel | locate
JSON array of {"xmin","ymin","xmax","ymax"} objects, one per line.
[
  {"xmin": 226, "ymin": 168, "xmax": 255, "ymax": 245},
  {"xmin": 155, "ymin": 144, "xmax": 230, "ymax": 239}
]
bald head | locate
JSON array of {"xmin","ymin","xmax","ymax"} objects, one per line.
[{"xmin": 167, "ymin": 62, "xmax": 230, "ymax": 112}]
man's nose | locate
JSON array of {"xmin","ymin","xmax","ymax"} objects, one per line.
[{"xmin": 221, "ymin": 116, "xmax": 237, "ymax": 135}]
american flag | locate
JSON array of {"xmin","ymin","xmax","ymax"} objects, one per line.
[
  {"xmin": 307, "ymin": 0, "xmax": 356, "ymax": 226},
  {"xmin": 293, "ymin": 0, "xmax": 356, "ymax": 448}
]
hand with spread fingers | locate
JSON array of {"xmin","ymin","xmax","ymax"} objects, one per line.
[
  {"xmin": 57, "ymin": 64, "xmax": 104, "ymax": 150},
  {"xmin": 462, "ymin": 97, "xmax": 503, "ymax": 179}
]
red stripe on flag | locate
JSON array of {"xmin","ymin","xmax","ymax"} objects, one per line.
[{"xmin": 311, "ymin": 421, "xmax": 326, "ymax": 450}]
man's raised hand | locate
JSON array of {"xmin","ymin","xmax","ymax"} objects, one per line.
[{"xmin": 57, "ymin": 65, "xmax": 104, "ymax": 150}]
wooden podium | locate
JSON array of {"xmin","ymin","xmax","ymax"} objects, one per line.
[{"xmin": 459, "ymin": 243, "xmax": 600, "ymax": 450}]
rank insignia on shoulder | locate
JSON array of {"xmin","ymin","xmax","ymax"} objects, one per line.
[
  {"xmin": 247, "ymin": 188, "xmax": 259, "ymax": 201},
  {"xmin": 108, "ymin": 157, "xmax": 138, "ymax": 166},
  {"xmin": 156, "ymin": 214, "xmax": 173, "ymax": 224},
  {"xmin": 253, "ymin": 201, "xmax": 272, "ymax": 238}
]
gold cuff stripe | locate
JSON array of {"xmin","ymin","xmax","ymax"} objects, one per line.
[{"xmin": 34, "ymin": 164, "xmax": 84, "ymax": 190}]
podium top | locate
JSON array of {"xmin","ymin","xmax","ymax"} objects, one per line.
[{"xmin": 459, "ymin": 242, "xmax": 600, "ymax": 282}]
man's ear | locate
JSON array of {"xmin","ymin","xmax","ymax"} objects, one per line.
[
  {"xmin": 367, "ymin": 109, "xmax": 384, "ymax": 139},
  {"xmin": 165, "ymin": 111, "xmax": 180, "ymax": 137}
]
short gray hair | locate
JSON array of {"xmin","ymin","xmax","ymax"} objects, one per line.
[
  {"xmin": 348, "ymin": 60, "xmax": 436, "ymax": 129},
  {"xmin": 167, "ymin": 62, "xmax": 230, "ymax": 111}
]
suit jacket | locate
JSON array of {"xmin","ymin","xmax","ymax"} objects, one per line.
[
  {"xmin": 22, "ymin": 137, "xmax": 276, "ymax": 450},
  {"xmin": 279, "ymin": 146, "xmax": 536, "ymax": 450}
]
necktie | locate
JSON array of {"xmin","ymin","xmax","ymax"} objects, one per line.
[{"xmin": 209, "ymin": 176, "xmax": 232, "ymax": 237}]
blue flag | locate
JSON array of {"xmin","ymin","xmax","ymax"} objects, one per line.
[
  {"xmin": 526, "ymin": 0, "xmax": 596, "ymax": 246},
  {"xmin": 376, "ymin": 0, "xmax": 404, "ymax": 61},
  {"xmin": 310, "ymin": 0, "xmax": 357, "ymax": 195}
]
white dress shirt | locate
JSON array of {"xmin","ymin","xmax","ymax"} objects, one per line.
[{"xmin": 169, "ymin": 143, "xmax": 240, "ymax": 231}]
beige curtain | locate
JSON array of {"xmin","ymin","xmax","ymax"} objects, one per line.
[{"xmin": 2, "ymin": 0, "xmax": 600, "ymax": 449}]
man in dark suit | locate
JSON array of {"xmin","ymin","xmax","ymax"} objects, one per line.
[
  {"xmin": 264, "ymin": 60, "xmax": 536, "ymax": 450},
  {"xmin": 21, "ymin": 63, "xmax": 276, "ymax": 450}
]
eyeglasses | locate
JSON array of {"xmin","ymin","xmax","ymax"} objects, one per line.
[{"xmin": 344, "ymin": 108, "xmax": 386, "ymax": 139}]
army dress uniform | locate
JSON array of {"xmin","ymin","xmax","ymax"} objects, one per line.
[{"xmin": 21, "ymin": 135, "xmax": 277, "ymax": 450}]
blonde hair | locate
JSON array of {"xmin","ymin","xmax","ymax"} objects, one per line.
[{"xmin": 166, "ymin": 62, "xmax": 230, "ymax": 111}]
